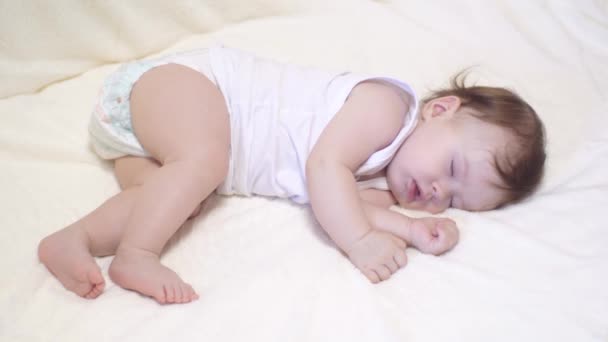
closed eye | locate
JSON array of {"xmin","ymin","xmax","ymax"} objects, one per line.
[
  {"xmin": 449, "ymin": 159, "xmax": 454, "ymax": 207},
  {"xmin": 450, "ymin": 159, "xmax": 454, "ymax": 177}
]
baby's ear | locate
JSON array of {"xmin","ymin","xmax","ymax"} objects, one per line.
[{"xmin": 422, "ymin": 96, "xmax": 461, "ymax": 120}]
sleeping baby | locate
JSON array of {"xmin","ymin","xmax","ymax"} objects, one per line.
[{"xmin": 38, "ymin": 45, "xmax": 546, "ymax": 304}]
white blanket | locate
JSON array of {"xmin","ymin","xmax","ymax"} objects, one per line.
[{"xmin": 1, "ymin": 1, "xmax": 607, "ymax": 341}]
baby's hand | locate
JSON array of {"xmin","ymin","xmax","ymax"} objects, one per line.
[
  {"xmin": 345, "ymin": 230, "xmax": 408, "ymax": 283},
  {"xmin": 408, "ymin": 217, "xmax": 459, "ymax": 255}
]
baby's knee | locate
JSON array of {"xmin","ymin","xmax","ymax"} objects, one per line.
[{"xmin": 113, "ymin": 157, "xmax": 160, "ymax": 190}]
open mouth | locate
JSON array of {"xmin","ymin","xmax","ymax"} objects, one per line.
[{"xmin": 407, "ymin": 179, "xmax": 420, "ymax": 202}]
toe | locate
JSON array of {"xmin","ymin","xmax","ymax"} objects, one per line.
[
  {"xmin": 176, "ymin": 283, "xmax": 185, "ymax": 303},
  {"xmin": 91, "ymin": 283, "xmax": 105, "ymax": 298},
  {"xmin": 163, "ymin": 285, "xmax": 175, "ymax": 304},
  {"xmin": 171, "ymin": 285, "xmax": 178, "ymax": 303},
  {"xmin": 155, "ymin": 286, "xmax": 168, "ymax": 304},
  {"xmin": 80, "ymin": 269, "xmax": 105, "ymax": 299},
  {"xmin": 187, "ymin": 284, "xmax": 199, "ymax": 301},
  {"xmin": 84, "ymin": 286, "xmax": 101, "ymax": 299},
  {"xmin": 71, "ymin": 281, "xmax": 93, "ymax": 297},
  {"xmin": 87, "ymin": 269, "xmax": 105, "ymax": 290},
  {"xmin": 181, "ymin": 283, "xmax": 193, "ymax": 303}
]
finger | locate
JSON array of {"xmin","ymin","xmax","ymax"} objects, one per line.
[
  {"xmin": 393, "ymin": 235, "xmax": 407, "ymax": 249},
  {"xmin": 385, "ymin": 259, "xmax": 399, "ymax": 273},
  {"xmin": 431, "ymin": 224, "xmax": 440, "ymax": 238},
  {"xmin": 393, "ymin": 249, "xmax": 408, "ymax": 268},
  {"xmin": 423, "ymin": 220, "xmax": 458, "ymax": 255},
  {"xmin": 440, "ymin": 219, "xmax": 460, "ymax": 240},
  {"xmin": 376, "ymin": 265, "xmax": 392, "ymax": 282},
  {"xmin": 363, "ymin": 269, "xmax": 380, "ymax": 284},
  {"xmin": 442, "ymin": 217, "xmax": 457, "ymax": 226}
]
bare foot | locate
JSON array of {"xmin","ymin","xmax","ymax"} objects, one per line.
[
  {"xmin": 109, "ymin": 247, "xmax": 198, "ymax": 304},
  {"xmin": 38, "ymin": 226, "xmax": 105, "ymax": 299}
]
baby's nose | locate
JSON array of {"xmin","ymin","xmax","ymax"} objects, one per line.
[
  {"xmin": 431, "ymin": 181, "xmax": 451, "ymax": 203},
  {"xmin": 431, "ymin": 182, "xmax": 446, "ymax": 200}
]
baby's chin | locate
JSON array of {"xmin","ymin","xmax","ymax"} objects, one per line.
[
  {"xmin": 395, "ymin": 198, "xmax": 419, "ymax": 211},
  {"xmin": 386, "ymin": 187, "xmax": 414, "ymax": 210}
]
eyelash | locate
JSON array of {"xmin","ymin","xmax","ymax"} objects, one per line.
[{"xmin": 449, "ymin": 159, "xmax": 454, "ymax": 207}]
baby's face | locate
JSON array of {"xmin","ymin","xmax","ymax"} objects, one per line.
[{"xmin": 387, "ymin": 100, "xmax": 510, "ymax": 213}]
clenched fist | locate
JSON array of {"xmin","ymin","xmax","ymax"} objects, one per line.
[
  {"xmin": 407, "ymin": 217, "xmax": 459, "ymax": 255},
  {"xmin": 345, "ymin": 230, "xmax": 408, "ymax": 283}
]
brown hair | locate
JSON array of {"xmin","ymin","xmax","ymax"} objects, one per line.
[{"xmin": 423, "ymin": 71, "xmax": 546, "ymax": 207}]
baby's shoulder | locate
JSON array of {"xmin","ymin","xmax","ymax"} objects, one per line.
[
  {"xmin": 347, "ymin": 79, "xmax": 412, "ymax": 125},
  {"xmin": 353, "ymin": 79, "xmax": 412, "ymax": 108}
]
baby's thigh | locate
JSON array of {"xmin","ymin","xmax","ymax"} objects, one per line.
[
  {"xmin": 114, "ymin": 156, "xmax": 160, "ymax": 189},
  {"xmin": 129, "ymin": 64, "xmax": 230, "ymax": 166}
]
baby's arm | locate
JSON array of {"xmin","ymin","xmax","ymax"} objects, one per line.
[
  {"xmin": 307, "ymin": 81, "xmax": 409, "ymax": 282},
  {"xmin": 360, "ymin": 196, "xmax": 459, "ymax": 256}
]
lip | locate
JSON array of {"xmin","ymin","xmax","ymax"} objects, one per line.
[{"xmin": 406, "ymin": 179, "xmax": 419, "ymax": 202}]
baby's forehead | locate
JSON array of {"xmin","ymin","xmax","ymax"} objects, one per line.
[{"xmin": 464, "ymin": 121, "xmax": 517, "ymax": 164}]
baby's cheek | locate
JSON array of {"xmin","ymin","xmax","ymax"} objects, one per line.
[{"xmin": 387, "ymin": 180, "xmax": 403, "ymax": 200}]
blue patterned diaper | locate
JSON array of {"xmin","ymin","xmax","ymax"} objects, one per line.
[{"xmin": 88, "ymin": 59, "xmax": 167, "ymax": 159}]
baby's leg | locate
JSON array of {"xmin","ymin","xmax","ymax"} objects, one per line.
[
  {"xmin": 114, "ymin": 156, "xmax": 207, "ymax": 220},
  {"xmin": 108, "ymin": 64, "xmax": 230, "ymax": 304},
  {"xmin": 38, "ymin": 187, "xmax": 140, "ymax": 299},
  {"xmin": 37, "ymin": 156, "xmax": 205, "ymax": 301}
]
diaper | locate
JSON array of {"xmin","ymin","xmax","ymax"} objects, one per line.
[{"xmin": 88, "ymin": 48, "xmax": 216, "ymax": 160}]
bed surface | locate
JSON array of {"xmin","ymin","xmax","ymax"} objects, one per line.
[{"xmin": 1, "ymin": 1, "xmax": 607, "ymax": 341}]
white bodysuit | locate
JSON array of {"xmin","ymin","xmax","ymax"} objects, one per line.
[{"xmin": 89, "ymin": 46, "xmax": 419, "ymax": 204}]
